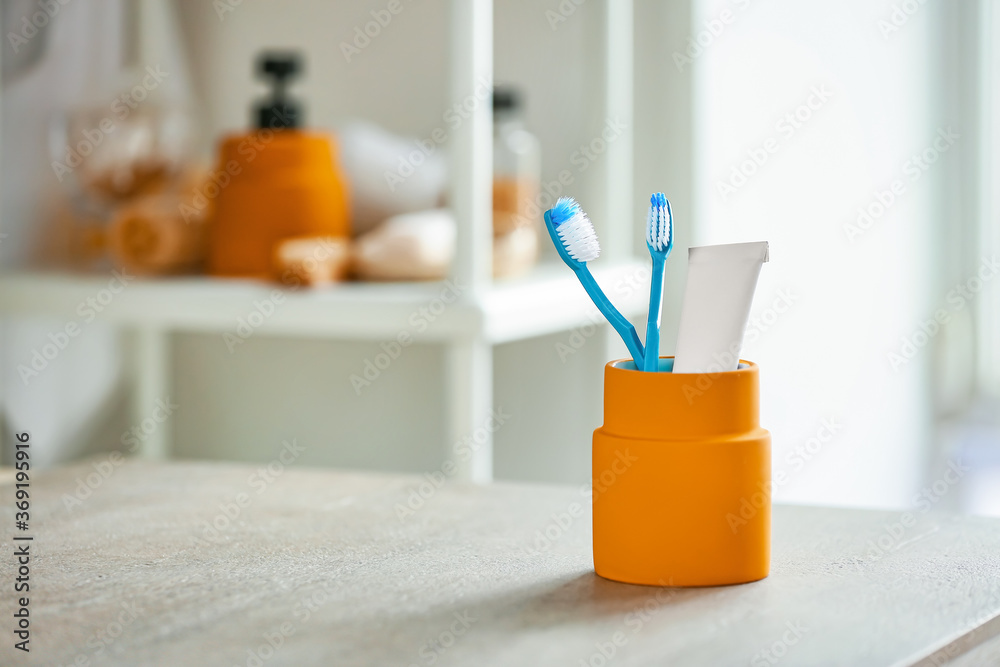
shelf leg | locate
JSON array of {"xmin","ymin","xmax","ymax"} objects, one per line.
[
  {"xmin": 449, "ymin": 0, "xmax": 493, "ymax": 290},
  {"xmin": 131, "ymin": 326, "xmax": 172, "ymax": 460},
  {"xmin": 447, "ymin": 337, "xmax": 493, "ymax": 483},
  {"xmin": 601, "ymin": 0, "xmax": 635, "ymax": 262}
]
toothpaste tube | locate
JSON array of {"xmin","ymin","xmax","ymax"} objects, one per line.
[{"xmin": 672, "ymin": 241, "xmax": 769, "ymax": 373}]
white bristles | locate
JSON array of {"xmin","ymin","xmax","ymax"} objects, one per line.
[
  {"xmin": 557, "ymin": 208, "xmax": 601, "ymax": 263},
  {"xmin": 646, "ymin": 193, "xmax": 672, "ymax": 253}
]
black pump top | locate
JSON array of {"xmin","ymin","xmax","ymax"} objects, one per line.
[
  {"xmin": 256, "ymin": 52, "xmax": 302, "ymax": 129},
  {"xmin": 492, "ymin": 86, "xmax": 522, "ymax": 113}
]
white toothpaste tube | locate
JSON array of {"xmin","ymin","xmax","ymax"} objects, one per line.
[{"xmin": 672, "ymin": 241, "xmax": 769, "ymax": 373}]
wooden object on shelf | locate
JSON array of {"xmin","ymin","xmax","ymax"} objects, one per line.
[
  {"xmin": 492, "ymin": 224, "xmax": 538, "ymax": 279},
  {"xmin": 107, "ymin": 192, "xmax": 209, "ymax": 276},
  {"xmin": 273, "ymin": 236, "xmax": 351, "ymax": 287}
]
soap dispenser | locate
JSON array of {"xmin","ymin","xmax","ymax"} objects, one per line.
[{"xmin": 208, "ymin": 53, "xmax": 350, "ymax": 279}]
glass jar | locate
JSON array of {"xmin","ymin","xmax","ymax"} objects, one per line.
[{"xmin": 492, "ymin": 86, "xmax": 540, "ymax": 278}]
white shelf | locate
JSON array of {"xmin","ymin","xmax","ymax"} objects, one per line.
[
  {"xmin": 0, "ymin": 260, "xmax": 649, "ymax": 344},
  {"xmin": 483, "ymin": 261, "xmax": 647, "ymax": 343},
  {"xmin": 0, "ymin": 260, "xmax": 648, "ymax": 475},
  {"xmin": 2, "ymin": 0, "xmax": 638, "ymax": 483}
]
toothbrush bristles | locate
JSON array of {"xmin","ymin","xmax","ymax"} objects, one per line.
[
  {"xmin": 550, "ymin": 197, "xmax": 600, "ymax": 263},
  {"xmin": 646, "ymin": 192, "xmax": 672, "ymax": 253}
]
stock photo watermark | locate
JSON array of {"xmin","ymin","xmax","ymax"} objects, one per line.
[
  {"xmin": 234, "ymin": 623, "xmax": 297, "ymax": 667},
  {"xmin": 395, "ymin": 407, "xmax": 510, "ymax": 521},
  {"xmin": 81, "ymin": 600, "xmax": 145, "ymax": 662},
  {"xmin": 781, "ymin": 417, "xmax": 843, "ymax": 477},
  {"xmin": 222, "ymin": 290, "xmax": 287, "ymax": 353},
  {"xmin": 521, "ymin": 116, "xmax": 627, "ymax": 225},
  {"xmin": 49, "ymin": 598, "xmax": 146, "ymax": 665},
  {"xmin": 750, "ymin": 620, "xmax": 809, "ymax": 666},
  {"xmin": 677, "ymin": 288, "xmax": 798, "ymax": 402},
  {"xmin": 6, "ymin": 0, "xmax": 71, "ymax": 54},
  {"xmin": 194, "ymin": 439, "xmax": 305, "ymax": 544},
  {"xmin": 577, "ymin": 584, "xmax": 679, "ymax": 667},
  {"xmin": 17, "ymin": 269, "xmax": 134, "ymax": 385},
  {"xmin": 384, "ymin": 76, "xmax": 493, "ymax": 192},
  {"xmin": 383, "ymin": 62, "xmax": 623, "ymax": 200},
  {"xmin": 351, "ymin": 279, "xmax": 467, "ymax": 395},
  {"xmin": 555, "ymin": 264, "xmax": 650, "ymax": 362},
  {"xmin": 844, "ymin": 126, "xmax": 959, "ymax": 242},
  {"xmin": 522, "ymin": 448, "xmax": 637, "ymax": 556},
  {"xmin": 727, "ymin": 417, "xmax": 843, "ymax": 533},
  {"xmin": 213, "ymin": 0, "xmax": 244, "ymax": 21},
  {"xmin": 180, "ymin": 109, "xmax": 300, "ymax": 223},
  {"xmin": 178, "ymin": 157, "xmax": 250, "ymax": 224},
  {"xmin": 408, "ymin": 610, "xmax": 478, "ymax": 667},
  {"xmin": 555, "ymin": 308, "xmax": 604, "ymax": 362},
  {"xmin": 877, "ymin": 0, "xmax": 931, "ymax": 39},
  {"xmin": 744, "ymin": 288, "xmax": 797, "ymax": 344},
  {"xmin": 717, "ymin": 85, "xmax": 833, "ymax": 203},
  {"xmin": 545, "ymin": 0, "xmax": 587, "ymax": 31},
  {"xmin": 506, "ymin": 116, "xmax": 628, "ymax": 344},
  {"xmin": 61, "ymin": 452, "xmax": 125, "ymax": 511},
  {"xmin": 922, "ymin": 587, "xmax": 1000, "ymax": 665},
  {"xmin": 233, "ymin": 578, "xmax": 345, "ymax": 666},
  {"xmin": 60, "ymin": 397, "xmax": 178, "ymax": 510},
  {"xmin": 340, "ymin": 0, "xmax": 414, "ymax": 62},
  {"xmin": 888, "ymin": 255, "xmax": 999, "ymax": 371},
  {"xmin": 50, "ymin": 66, "xmax": 169, "ymax": 182},
  {"xmin": 865, "ymin": 459, "xmax": 970, "ymax": 561},
  {"xmin": 220, "ymin": 238, "xmax": 346, "ymax": 352},
  {"xmin": 678, "ymin": 341, "xmax": 742, "ymax": 404},
  {"xmin": 121, "ymin": 397, "xmax": 179, "ymax": 452},
  {"xmin": 672, "ymin": 0, "xmax": 756, "ymax": 73}
]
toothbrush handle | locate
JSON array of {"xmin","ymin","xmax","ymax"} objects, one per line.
[
  {"xmin": 575, "ymin": 267, "xmax": 645, "ymax": 367},
  {"xmin": 643, "ymin": 256, "xmax": 665, "ymax": 372}
]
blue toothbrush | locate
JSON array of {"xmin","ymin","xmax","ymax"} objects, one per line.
[
  {"xmin": 544, "ymin": 197, "xmax": 645, "ymax": 367},
  {"xmin": 643, "ymin": 193, "xmax": 673, "ymax": 372}
]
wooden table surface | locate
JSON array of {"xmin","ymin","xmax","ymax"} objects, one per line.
[{"xmin": 1, "ymin": 460, "xmax": 999, "ymax": 667}]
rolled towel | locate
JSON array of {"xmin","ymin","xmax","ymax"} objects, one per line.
[{"xmin": 106, "ymin": 191, "xmax": 208, "ymax": 275}]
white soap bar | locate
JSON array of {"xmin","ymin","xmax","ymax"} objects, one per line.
[
  {"xmin": 353, "ymin": 209, "xmax": 456, "ymax": 281},
  {"xmin": 672, "ymin": 241, "xmax": 769, "ymax": 374}
]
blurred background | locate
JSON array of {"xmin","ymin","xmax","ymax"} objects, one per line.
[{"xmin": 1, "ymin": 0, "xmax": 998, "ymax": 515}]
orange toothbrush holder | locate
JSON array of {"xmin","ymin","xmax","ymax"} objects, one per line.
[{"xmin": 592, "ymin": 356, "xmax": 771, "ymax": 587}]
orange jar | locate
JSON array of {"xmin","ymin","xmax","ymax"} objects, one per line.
[
  {"xmin": 592, "ymin": 357, "xmax": 771, "ymax": 586},
  {"xmin": 207, "ymin": 130, "xmax": 350, "ymax": 280}
]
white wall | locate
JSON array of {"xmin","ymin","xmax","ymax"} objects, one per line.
[{"xmin": 692, "ymin": 0, "xmax": 941, "ymax": 508}]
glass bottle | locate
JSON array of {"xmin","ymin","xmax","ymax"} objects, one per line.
[{"xmin": 492, "ymin": 86, "xmax": 541, "ymax": 278}]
